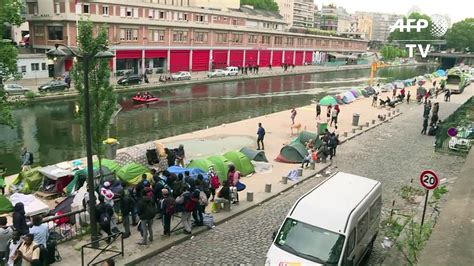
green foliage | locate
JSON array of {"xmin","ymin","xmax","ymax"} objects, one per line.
[
  {"xmin": 399, "ymin": 185, "xmax": 424, "ymax": 203},
  {"xmin": 446, "ymin": 18, "xmax": 474, "ymax": 52},
  {"xmin": 24, "ymin": 91, "xmax": 36, "ymax": 99},
  {"xmin": 396, "ymin": 218, "xmax": 433, "ymax": 265},
  {"xmin": 383, "ymin": 217, "xmax": 407, "ymax": 240},
  {"xmin": 71, "ymin": 20, "xmax": 117, "ymax": 163},
  {"xmin": 381, "ymin": 45, "xmax": 408, "ymax": 61},
  {"xmin": 432, "ymin": 185, "xmax": 448, "ymax": 201},
  {"xmin": 240, "ymin": 0, "xmax": 279, "ymax": 12},
  {"xmin": 388, "ymin": 13, "xmax": 436, "ymax": 43}
]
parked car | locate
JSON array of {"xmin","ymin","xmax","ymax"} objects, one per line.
[
  {"xmin": 207, "ymin": 69, "xmax": 227, "ymax": 78},
  {"xmin": 171, "ymin": 71, "xmax": 191, "ymax": 81},
  {"xmin": 225, "ymin": 66, "xmax": 239, "ymax": 76},
  {"xmin": 266, "ymin": 172, "xmax": 382, "ymax": 266},
  {"xmin": 3, "ymin": 84, "xmax": 31, "ymax": 96},
  {"xmin": 117, "ymin": 74, "xmax": 141, "ymax": 86},
  {"xmin": 38, "ymin": 80, "xmax": 68, "ymax": 92}
]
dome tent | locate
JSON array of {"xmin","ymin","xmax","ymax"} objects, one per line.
[
  {"xmin": 116, "ymin": 163, "xmax": 151, "ymax": 186},
  {"xmin": 342, "ymin": 91, "xmax": 356, "ymax": 104},
  {"xmin": 0, "ymin": 195, "xmax": 14, "ymax": 214},
  {"xmin": 239, "ymin": 147, "xmax": 269, "ymax": 162},
  {"xmin": 223, "ymin": 151, "xmax": 255, "ymax": 176},
  {"xmin": 187, "ymin": 159, "xmax": 216, "ymax": 177},
  {"xmin": 275, "ymin": 142, "xmax": 308, "ymax": 163},
  {"xmin": 206, "ymin": 155, "xmax": 232, "ymax": 181},
  {"xmin": 93, "ymin": 159, "xmax": 121, "ymax": 172}
]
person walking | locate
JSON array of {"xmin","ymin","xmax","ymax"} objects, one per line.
[
  {"xmin": 96, "ymin": 195, "xmax": 114, "ymax": 243},
  {"xmin": 329, "ymin": 133, "xmax": 339, "ymax": 159},
  {"xmin": 316, "ymin": 104, "xmax": 321, "ymax": 120},
  {"xmin": 326, "ymin": 105, "xmax": 332, "ymax": 122},
  {"xmin": 330, "ymin": 107, "xmax": 338, "ymax": 128},
  {"xmin": 372, "ymin": 93, "xmax": 378, "ymax": 107},
  {"xmin": 256, "ymin": 123, "xmax": 266, "ymax": 150},
  {"xmin": 20, "ymin": 147, "xmax": 33, "ymax": 172},
  {"xmin": 160, "ymin": 189, "xmax": 175, "ymax": 237},
  {"xmin": 445, "ymin": 89, "xmax": 451, "ymax": 102},
  {"xmin": 137, "ymin": 190, "xmax": 156, "ymax": 245},
  {"xmin": 119, "ymin": 189, "xmax": 135, "ymax": 238},
  {"xmin": 407, "ymin": 91, "xmax": 411, "ymax": 104},
  {"xmin": 290, "ymin": 108, "xmax": 297, "ymax": 124},
  {"xmin": 421, "ymin": 117, "xmax": 429, "ymax": 135},
  {"xmin": 12, "ymin": 203, "xmax": 28, "ymax": 236},
  {"xmin": 0, "ymin": 216, "xmax": 13, "ymax": 264}
]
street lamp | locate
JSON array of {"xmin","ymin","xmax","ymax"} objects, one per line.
[{"xmin": 46, "ymin": 43, "xmax": 114, "ymax": 246}]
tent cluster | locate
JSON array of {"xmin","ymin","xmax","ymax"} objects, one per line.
[{"xmin": 276, "ymin": 131, "xmax": 322, "ymax": 163}]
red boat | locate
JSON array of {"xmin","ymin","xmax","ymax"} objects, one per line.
[{"xmin": 132, "ymin": 96, "xmax": 161, "ymax": 104}]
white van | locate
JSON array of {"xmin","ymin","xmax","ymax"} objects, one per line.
[
  {"xmin": 225, "ymin": 66, "xmax": 239, "ymax": 76},
  {"xmin": 266, "ymin": 172, "xmax": 382, "ymax": 266}
]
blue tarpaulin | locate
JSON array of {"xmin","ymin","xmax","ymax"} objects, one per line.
[{"xmin": 167, "ymin": 166, "xmax": 209, "ymax": 181}]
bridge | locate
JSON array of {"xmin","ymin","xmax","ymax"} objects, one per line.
[{"xmin": 425, "ymin": 52, "xmax": 474, "ymax": 69}]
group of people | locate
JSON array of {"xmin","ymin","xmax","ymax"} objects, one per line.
[
  {"xmin": 421, "ymin": 100, "xmax": 441, "ymax": 136},
  {"xmin": 315, "ymin": 103, "xmax": 340, "ymax": 129},
  {"xmin": 237, "ymin": 65, "xmax": 259, "ymax": 75},
  {"xmin": 134, "ymin": 91, "xmax": 155, "ymax": 100}
]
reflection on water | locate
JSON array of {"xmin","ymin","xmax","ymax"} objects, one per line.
[{"xmin": 0, "ymin": 65, "xmax": 436, "ymax": 174}]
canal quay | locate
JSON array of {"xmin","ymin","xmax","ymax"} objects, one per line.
[{"xmin": 0, "ymin": 64, "xmax": 435, "ymax": 175}]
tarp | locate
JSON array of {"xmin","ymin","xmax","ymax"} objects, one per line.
[
  {"xmin": 66, "ymin": 166, "xmax": 114, "ymax": 195},
  {"xmin": 116, "ymin": 163, "xmax": 150, "ymax": 186},
  {"xmin": 9, "ymin": 193, "xmax": 50, "ymax": 216},
  {"xmin": 38, "ymin": 165, "xmax": 74, "ymax": 181},
  {"xmin": 206, "ymin": 156, "xmax": 232, "ymax": 181},
  {"xmin": 10, "ymin": 167, "xmax": 44, "ymax": 194},
  {"xmin": 223, "ymin": 151, "xmax": 255, "ymax": 176},
  {"xmin": 94, "ymin": 159, "xmax": 121, "ymax": 172},
  {"xmin": 436, "ymin": 69, "xmax": 446, "ymax": 77},
  {"xmin": 275, "ymin": 142, "xmax": 308, "ymax": 163},
  {"xmin": 167, "ymin": 166, "xmax": 208, "ymax": 181},
  {"xmin": 51, "ymin": 195, "xmax": 74, "ymax": 215},
  {"xmin": 240, "ymin": 147, "xmax": 269, "ymax": 162},
  {"xmin": 187, "ymin": 159, "xmax": 216, "ymax": 177},
  {"xmin": 342, "ymin": 91, "xmax": 355, "ymax": 104},
  {"xmin": 0, "ymin": 195, "xmax": 14, "ymax": 214}
]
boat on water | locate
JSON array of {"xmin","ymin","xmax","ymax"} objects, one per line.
[{"xmin": 132, "ymin": 96, "xmax": 161, "ymax": 103}]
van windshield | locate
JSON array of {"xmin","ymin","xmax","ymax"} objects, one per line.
[{"xmin": 275, "ymin": 218, "xmax": 345, "ymax": 265}]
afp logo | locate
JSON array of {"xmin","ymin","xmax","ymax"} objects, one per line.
[{"xmin": 390, "ymin": 14, "xmax": 449, "ymax": 58}]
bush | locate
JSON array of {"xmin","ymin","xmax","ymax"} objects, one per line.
[{"xmin": 24, "ymin": 91, "xmax": 36, "ymax": 99}]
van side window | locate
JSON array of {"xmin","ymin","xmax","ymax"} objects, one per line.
[
  {"xmin": 369, "ymin": 196, "xmax": 382, "ymax": 225},
  {"xmin": 356, "ymin": 212, "xmax": 369, "ymax": 243},
  {"xmin": 346, "ymin": 228, "xmax": 356, "ymax": 255}
]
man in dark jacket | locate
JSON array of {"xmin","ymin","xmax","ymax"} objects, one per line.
[
  {"xmin": 96, "ymin": 195, "xmax": 114, "ymax": 242},
  {"xmin": 160, "ymin": 189, "xmax": 175, "ymax": 237},
  {"xmin": 137, "ymin": 191, "xmax": 156, "ymax": 245},
  {"xmin": 120, "ymin": 189, "xmax": 135, "ymax": 238},
  {"xmin": 13, "ymin": 203, "xmax": 29, "ymax": 236}
]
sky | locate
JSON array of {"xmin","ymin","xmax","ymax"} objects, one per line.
[{"xmin": 315, "ymin": 0, "xmax": 473, "ymax": 23}]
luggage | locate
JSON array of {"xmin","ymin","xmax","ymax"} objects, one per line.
[
  {"xmin": 202, "ymin": 213, "xmax": 215, "ymax": 229},
  {"xmin": 230, "ymin": 187, "xmax": 238, "ymax": 201}
]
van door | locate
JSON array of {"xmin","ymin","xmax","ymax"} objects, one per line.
[{"xmin": 345, "ymin": 211, "xmax": 370, "ymax": 265}]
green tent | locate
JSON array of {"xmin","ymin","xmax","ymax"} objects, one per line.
[
  {"xmin": 93, "ymin": 159, "xmax": 121, "ymax": 172},
  {"xmin": 116, "ymin": 163, "xmax": 150, "ymax": 186},
  {"xmin": 239, "ymin": 147, "xmax": 269, "ymax": 162},
  {"xmin": 206, "ymin": 156, "xmax": 232, "ymax": 182},
  {"xmin": 276, "ymin": 142, "xmax": 308, "ymax": 163},
  {"xmin": 66, "ymin": 169, "xmax": 87, "ymax": 195},
  {"xmin": 319, "ymin": 95, "xmax": 338, "ymax": 106},
  {"xmin": 187, "ymin": 159, "xmax": 216, "ymax": 177},
  {"xmin": 0, "ymin": 195, "xmax": 14, "ymax": 214},
  {"xmin": 223, "ymin": 151, "xmax": 255, "ymax": 176},
  {"xmin": 10, "ymin": 167, "xmax": 44, "ymax": 194},
  {"xmin": 294, "ymin": 131, "xmax": 322, "ymax": 148}
]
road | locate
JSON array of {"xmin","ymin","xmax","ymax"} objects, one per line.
[{"xmin": 139, "ymin": 95, "xmax": 466, "ymax": 265}]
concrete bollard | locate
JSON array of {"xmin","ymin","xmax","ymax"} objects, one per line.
[
  {"xmin": 352, "ymin": 128, "xmax": 356, "ymax": 133},
  {"xmin": 392, "ymin": 110, "xmax": 396, "ymax": 114},
  {"xmin": 265, "ymin": 184, "xmax": 272, "ymax": 193},
  {"xmin": 223, "ymin": 201, "xmax": 231, "ymax": 211},
  {"xmin": 388, "ymin": 112, "xmax": 391, "ymax": 117},
  {"xmin": 282, "ymin": 176, "xmax": 288, "ymax": 184},
  {"xmin": 397, "ymin": 108, "xmax": 400, "ymax": 113},
  {"xmin": 359, "ymin": 125, "xmax": 363, "ymax": 130},
  {"xmin": 343, "ymin": 132, "xmax": 348, "ymax": 137},
  {"xmin": 366, "ymin": 122, "xmax": 370, "ymax": 127},
  {"xmin": 246, "ymin": 192, "xmax": 254, "ymax": 202},
  {"xmin": 310, "ymin": 162, "xmax": 315, "ymax": 170},
  {"xmin": 297, "ymin": 168, "xmax": 303, "ymax": 177},
  {"xmin": 372, "ymin": 119, "xmax": 376, "ymax": 124}
]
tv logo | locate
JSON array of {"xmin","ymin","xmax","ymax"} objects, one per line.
[{"xmin": 390, "ymin": 15, "xmax": 448, "ymax": 58}]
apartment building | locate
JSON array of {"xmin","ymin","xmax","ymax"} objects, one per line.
[
  {"xmin": 275, "ymin": 0, "xmax": 295, "ymax": 26},
  {"xmin": 318, "ymin": 4, "xmax": 338, "ymax": 31},
  {"xmin": 292, "ymin": 0, "xmax": 315, "ymax": 28},
  {"xmin": 355, "ymin": 11, "xmax": 401, "ymax": 42},
  {"xmin": 26, "ymin": 0, "xmax": 368, "ymax": 74}
]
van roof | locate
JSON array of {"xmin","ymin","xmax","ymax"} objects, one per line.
[{"xmin": 289, "ymin": 172, "xmax": 380, "ymax": 235}]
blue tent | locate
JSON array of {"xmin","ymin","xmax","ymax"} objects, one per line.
[
  {"xmin": 342, "ymin": 91, "xmax": 355, "ymax": 104},
  {"xmin": 167, "ymin": 166, "xmax": 209, "ymax": 181},
  {"xmin": 436, "ymin": 69, "xmax": 446, "ymax": 77}
]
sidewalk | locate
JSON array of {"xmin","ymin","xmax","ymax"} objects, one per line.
[
  {"xmin": 417, "ymin": 148, "xmax": 474, "ymax": 266},
  {"xmin": 54, "ymin": 77, "xmax": 415, "ymax": 265}
]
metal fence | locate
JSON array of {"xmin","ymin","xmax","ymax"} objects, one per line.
[
  {"xmin": 81, "ymin": 232, "xmax": 124, "ymax": 266},
  {"xmin": 44, "ymin": 208, "xmax": 89, "ymax": 243}
]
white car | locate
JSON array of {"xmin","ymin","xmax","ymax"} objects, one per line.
[
  {"xmin": 3, "ymin": 84, "xmax": 31, "ymax": 96},
  {"xmin": 207, "ymin": 69, "xmax": 227, "ymax": 78},
  {"xmin": 171, "ymin": 71, "xmax": 191, "ymax": 81},
  {"xmin": 224, "ymin": 66, "xmax": 239, "ymax": 76}
]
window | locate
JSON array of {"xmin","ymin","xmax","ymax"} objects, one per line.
[
  {"xmin": 55, "ymin": 3, "xmax": 60, "ymax": 14},
  {"xmin": 148, "ymin": 9, "xmax": 155, "ymax": 19},
  {"xmin": 307, "ymin": 39, "xmax": 314, "ymax": 46},
  {"xmin": 48, "ymin": 26, "xmax": 63, "ymax": 40},
  {"xmin": 297, "ymin": 38, "xmax": 304, "ymax": 46},
  {"xmin": 231, "ymin": 33, "xmax": 243, "ymax": 43},
  {"xmin": 315, "ymin": 39, "xmax": 321, "ymax": 46},
  {"xmin": 102, "ymin": 6, "xmax": 109, "ymax": 16},
  {"xmin": 261, "ymin": 35, "xmax": 270, "ymax": 45},
  {"xmin": 213, "ymin": 16, "xmax": 218, "ymax": 21},
  {"xmin": 195, "ymin": 15, "xmax": 207, "ymax": 22},
  {"xmin": 274, "ymin": 36, "xmax": 283, "ymax": 45},
  {"xmin": 149, "ymin": 29, "xmax": 165, "ymax": 42},
  {"xmin": 369, "ymin": 197, "xmax": 382, "ymax": 225},
  {"xmin": 20, "ymin": 66, "xmax": 26, "ymax": 73},
  {"xmin": 125, "ymin": 7, "xmax": 137, "ymax": 17},
  {"xmin": 222, "ymin": 17, "xmax": 227, "ymax": 21},
  {"xmin": 232, "ymin": 19, "xmax": 237, "ymax": 25},
  {"xmin": 248, "ymin": 35, "xmax": 258, "ymax": 44},
  {"xmin": 41, "ymin": 63, "xmax": 47, "ymax": 70},
  {"xmin": 82, "ymin": 4, "xmax": 90, "ymax": 14},
  {"xmin": 120, "ymin": 28, "xmax": 138, "ymax": 41},
  {"xmin": 346, "ymin": 229, "xmax": 356, "ymax": 256},
  {"xmin": 286, "ymin": 37, "xmax": 294, "ymax": 45},
  {"xmin": 216, "ymin": 33, "xmax": 227, "ymax": 43},
  {"xmin": 159, "ymin": 11, "xmax": 166, "ymax": 19},
  {"xmin": 31, "ymin": 63, "xmax": 40, "ymax": 71},
  {"xmin": 194, "ymin": 32, "xmax": 208, "ymax": 43},
  {"xmin": 172, "ymin": 30, "xmax": 188, "ymax": 42},
  {"xmin": 28, "ymin": 3, "xmax": 38, "ymax": 14},
  {"xmin": 357, "ymin": 212, "xmax": 369, "ymax": 243},
  {"xmin": 34, "ymin": 25, "xmax": 44, "ymax": 37}
]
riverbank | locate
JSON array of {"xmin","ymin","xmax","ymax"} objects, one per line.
[{"xmin": 8, "ymin": 62, "xmax": 434, "ymax": 104}]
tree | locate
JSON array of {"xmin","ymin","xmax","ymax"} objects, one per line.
[
  {"xmin": 388, "ymin": 13, "xmax": 435, "ymax": 44},
  {"xmin": 240, "ymin": 0, "xmax": 279, "ymax": 12},
  {"xmin": 0, "ymin": 0, "xmax": 24, "ymax": 128},
  {"xmin": 381, "ymin": 45, "xmax": 408, "ymax": 61},
  {"xmin": 446, "ymin": 18, "xmax": 474, "ymax": 52},
  {"xmin": 71, "ymin": 20, "xmax": 117, "ymax": 170}
]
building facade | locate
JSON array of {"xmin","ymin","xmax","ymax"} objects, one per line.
[
  {"xmin": 17, "ymin": 54, "xmax": 50, "ymax": 80},
  {"xmin": 26, "ymin": 0, "xmax": 368, "ymax": 75},
  {"xmin": 318, "ymin": 4, "xmax": 338, "ymax": 31},
  {"xmin": 292, "ymin": 0, "xmax": 315, "ymax": 28},
  {"xmin": 355, "ymin": 11, "xmax": 401, "ymax": 42},
  {"xmin": 275, "ymin": 0, "xmax": 295, "ymax": 27}
]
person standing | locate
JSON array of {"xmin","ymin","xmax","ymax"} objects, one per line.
[
  {"xmin": 137, "ymin": 190, "xmax": 156, "ymax": 245},
  {"xmin": 29, "ymin": 216, "xmax": 48, "ymax": 249},
  {"xmin": 421, "ymin": 117, "xmax": 429, "ymax": 135},
  {"xmin": 175, "ymin": 145, "xmax": 186, "ymax": 167},
  {"xmin": 12, "ymin": 203, "xmax": 28, "ymax": 236},
  {"xmin": 96, "ymin": 195, "xmax": 114, "ymax": 243},
  {"xmin": 290, "ymin": 108, "xmax": 297, "ymax": 124},
  {"xmin": 330, "ymin": 107, "xmax": 338, "ymax": 128},
  {"xmin": 316, "ymin": 104, "xmax": 321, "ymax": 120},
  {"xmin": 119, "ymin": 189, "xmax": 135, "ymax": 238},
  {"xmin": 372, "ymin": 93, "xmax": 378, "ymax": 107},
  {"xmin": 256, "ymin": 123, "xmax": 265, "ymax": 150},
  {"xmin": 326, "ymin": 105, "xmax": 332, "ymax": 122},
  {"xmin": 407, "ymin": 91, "xmax": 411, "ymax": 104},
  {"xmin": 20, "ymin": 147, "xmax": 33, "ymax": 172},
  {"xmin": 176, "ymin": 190, "xmax": 193, "ymax": 234},
  {"xmin": 5, "ymin": 230, "xmax": 22, "ymax": 266},
  {"xmin": 14, "ymin": 234, "xmax": 40, "ymax": 266},
  {"xmin": 329, "ymin": 133, "xmax": 339, "ymax": 159},
  {"xmin": 208, "ymin": 167, "xmax": 220, "ymax": 201},
  {"xmin": 0, "ymin": 217, "xmax": 13, "ymax": 264},
  {"xmin": 160, "ymin": 189, "xmax": 175, "ymax": 237}
]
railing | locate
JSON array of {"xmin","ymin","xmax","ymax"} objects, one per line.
[
  {"xmin": 81, "ymin": 232, "xmax": 124, "ymax": 266},
  {"xmin": 43, "ymin": 208, "xmax": 89, "ymax": 243}
]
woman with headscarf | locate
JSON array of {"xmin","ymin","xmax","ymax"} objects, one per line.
[
  {"xmin": 175, "ymin": 145, "xmax": 185, "ymax": 167},
  {"xmin": 13, "ymin": 203, "xmax": 29, "ymax": 236}
]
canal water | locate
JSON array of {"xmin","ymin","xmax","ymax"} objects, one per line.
[{"xmin": 0, "ymin": 65, "xmax": 435, "ymax": 174}]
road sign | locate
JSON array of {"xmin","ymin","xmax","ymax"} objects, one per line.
[
  {"xmin": 447, "ymin": 127, "xmax": 458, "ymax": 137},
  {"xmin": 419, "ymin": 170, "xmax": 439, "ymax": 190}
]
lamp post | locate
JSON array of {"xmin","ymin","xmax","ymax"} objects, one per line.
[{"xmin": 46, "ymin": 43, "xmax": 114, "ymax": 246}]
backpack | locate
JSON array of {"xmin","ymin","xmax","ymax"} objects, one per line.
[
  {"xmin": 164, "ymin": 197, "xmax": 176, "ymax": 215},
  {"xmin": 210, "ymin": 175, "xmax": 221, "ymax": 189},
  {"xmin": 27, "ymin": 152, "xmax": 34, "ymax": 165},
  {"xmin": 199, "ymin": 190, "xmax": 208, "ymax": 206},
  {"xmin": 99, "ymin": 211, "xmax": 110, "ymax": 226},
  {"xmin": 184, "ymin": 193, "xmax": 197, "ymax": 212}
]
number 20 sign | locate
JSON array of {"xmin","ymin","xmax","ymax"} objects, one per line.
[{"xmin": 419, "ymin": 170, "xmax": 439, "ymax": 190}]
